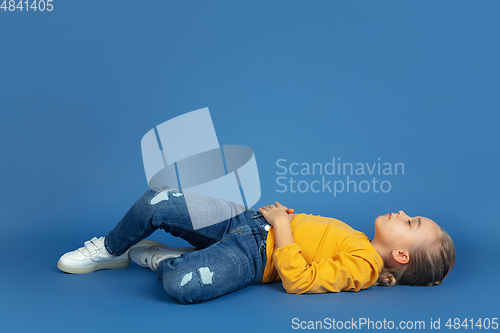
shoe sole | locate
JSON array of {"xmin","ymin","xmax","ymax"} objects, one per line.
[
  {"xmin": 130, "ymin": 240, "xmax": 196, "ymax": 268},
  {"xmin": 57, "ymin": 258, "xmax": 130, "ymax": 274}
]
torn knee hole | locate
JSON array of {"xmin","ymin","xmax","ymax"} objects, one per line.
[{"xmin": 177, "ymin": 266, "xmax": 214, "ymax": 287}]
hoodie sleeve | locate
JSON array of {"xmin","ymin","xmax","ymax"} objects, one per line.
[{"xmin": 272, "ymin": 243, "xmax": 380, "ymax": 294}]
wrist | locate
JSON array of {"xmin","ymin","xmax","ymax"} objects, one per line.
[{"xmin": 272, "ymin": 216, "xmax": 290, "ymax": 227}]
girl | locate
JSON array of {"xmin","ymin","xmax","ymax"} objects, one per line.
[{"xmin": 57, "ymin": 188, "xmax": 455, "ymax": 304}]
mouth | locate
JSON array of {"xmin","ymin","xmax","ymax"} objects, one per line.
[{"xmin": 387, "ymin": 213, "xmax": 392, "ymax": 219}]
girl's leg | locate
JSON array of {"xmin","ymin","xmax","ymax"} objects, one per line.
[
  {"xmin": 105, "ymin": 188, "xmax": 246, "ymax": 256},
  {"xmin": 156, "ymin": 222, "xmax": 266, "ymax": 304}
]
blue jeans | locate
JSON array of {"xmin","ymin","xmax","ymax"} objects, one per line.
[{"xmin": 104, "ymin": 189, "xmax": 269, "ymax": 304}]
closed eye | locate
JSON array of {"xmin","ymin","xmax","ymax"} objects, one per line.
[{"xmin": 408, "ymin": 220, "xmax": 411, "ymax": 226}]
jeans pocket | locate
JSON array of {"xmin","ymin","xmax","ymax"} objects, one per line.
[{"xmin": 231, "ymin": 225, "xmax": 253, "ymax": 236}]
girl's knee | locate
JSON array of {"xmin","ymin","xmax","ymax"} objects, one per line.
[
  {"xmin": 163, "ymin": 272, "xmax": 199, "ymax": 304},
  {"xmin": 141, "ymin": 189, "xmax": 156, "ymax": 203},
  {"xmin": 162, "ymin": 264, "xmax": 220, "ymax": 304}
]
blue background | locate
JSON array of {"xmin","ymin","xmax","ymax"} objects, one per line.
[{"xmin": 1, "ymin": 1, "xmax": 499, "ymax": 332}]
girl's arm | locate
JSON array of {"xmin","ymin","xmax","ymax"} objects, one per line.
[
  {"xmin": 259, "ymin": 203, "xmax": 381, "ymax": 294},
  {"xmin": 258, "ymin": 202, "xmax": 294, "ymax": 249}
]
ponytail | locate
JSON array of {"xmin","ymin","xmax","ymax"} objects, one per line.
[{"xmin": 374, "ymin": 266, "xmax": 397, "ymax": 287}]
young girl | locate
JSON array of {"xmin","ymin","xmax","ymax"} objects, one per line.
[{"xmin": 57, "ymin": 188, "xmax": 455, "ymax": 304}]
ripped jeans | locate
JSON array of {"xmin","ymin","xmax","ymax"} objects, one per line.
[{"xmin": 104, "ymin": 189, "xmax": 270, "ymax": 304}]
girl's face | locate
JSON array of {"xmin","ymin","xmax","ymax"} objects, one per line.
[{"xmin": 372, "ymin": 210, "xmax": 441, "ymax": 261}]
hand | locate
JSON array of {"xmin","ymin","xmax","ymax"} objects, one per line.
[
  {"xmin": 258, "ymin": 201, "xmax": 294, "ymax": 226},
  {"xmin": 266, "ymin": 201, "xmax": 294, "ymax": 215}
]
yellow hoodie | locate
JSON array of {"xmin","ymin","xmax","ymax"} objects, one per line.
[{"xmin": 261, "ymin": 213, "xmax": 384, "ymax": 294}]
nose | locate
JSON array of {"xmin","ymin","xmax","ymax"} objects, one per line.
[{"xmin": 397, "ymin": 210, "xmax": 408, "ymax": 218}]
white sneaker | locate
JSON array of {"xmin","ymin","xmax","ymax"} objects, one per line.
[
  {"xmin": 57, "ymin": 236, "xmax": 130, "ymax": 274},
  {"xmin": 129, "ymin": 240, "xmax": 195, "ymax": 272}
]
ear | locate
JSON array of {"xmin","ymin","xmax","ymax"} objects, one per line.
[{"xmin": 391, "ymin": 250, "xmax": 410, "ymax": 265}]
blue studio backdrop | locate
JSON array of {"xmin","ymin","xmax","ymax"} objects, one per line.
[{"xmin": 1, "ymin": 1, "xmax": 499, "ymax": 332}]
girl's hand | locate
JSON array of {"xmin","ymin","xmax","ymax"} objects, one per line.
[{"xmin": 258, "ymin": 201, "xmax": 294, "ymax": 226}]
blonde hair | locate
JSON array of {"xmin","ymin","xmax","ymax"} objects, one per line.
[{"xmin": 375, "ymin": 227, "xmax": 455, "ymax": 287}]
